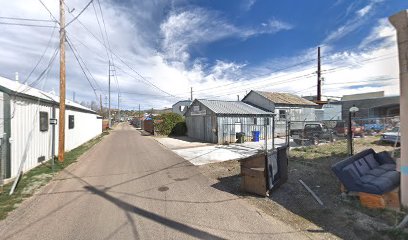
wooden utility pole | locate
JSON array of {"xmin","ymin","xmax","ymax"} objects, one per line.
[
  {"xmin": 117, "ymin": 92, "xmax": 120, "ymax": 121},
  {"xmin": 58, "ymin": 0, "xmax": 66, "ymax": 162},
  {"xmin": 99, "ymin": 94, "xmax": 103, "ymax": 116},
  {"xmin": 138, "ymin": 104, "xmax": 140, "ymax": 117},
  {"xmin": 190, "ymin": 87, "xmax": 193, "ymax": 101},
  {"xmin": 108, "ymin": 61, "xmax": 111, "ymax": 128},
  {"xmin": 317, "ymin": 46, "xmax": 322, "ymax": 102}
]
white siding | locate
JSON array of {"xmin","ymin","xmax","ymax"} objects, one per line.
[{"xmin": 9, "ymin": 96, "xmax": 101, "ymax": 178}]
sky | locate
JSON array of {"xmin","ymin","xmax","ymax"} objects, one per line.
[{"xmin": 0, "ymin": 0, "xmax": 407, "ymax": 110}]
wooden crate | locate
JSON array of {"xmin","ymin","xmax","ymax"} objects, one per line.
[
  {"xmin": 359, "ymin": 188, "xmax": 400, "ymax": 209},
  {"xmin": 240, "ymin": 154, "xmax": 267, "ymax": 197}
]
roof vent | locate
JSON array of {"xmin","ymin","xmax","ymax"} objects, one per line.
[{"xmin": 15, "ymin": 72, "xmax": 19, "ymax": 82}]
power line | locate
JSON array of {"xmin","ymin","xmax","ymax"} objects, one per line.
[
  {"xmin": 37, "ymin": 0, "xmax": 59, "ymax": 24},
  {"xmin": 0, "ymin": 22, "xmax": 56, "ymax": 28},
  {"xmin": 66, "ymin": 34, "xmax": 102, "ymax": 91},
  {"xmin": 21, "ymin": 22, "xmax": 58, "ymax": 86},
  {"xmin": 67, "ymin": 4, "xmax": 176, "ymax": 98},
  {"xmin": 65, "ymin": 0, "xmax": 94, "ymax": 27},
  {"xmin": 66, "ymin": 38, "xmax": 99, "ymax": 102},
  {"xmin": 0, "ymin": 16, "xmax": 57, "ymax": 22}
]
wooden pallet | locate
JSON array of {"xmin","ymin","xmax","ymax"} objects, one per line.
[{"xmin": 359, "ymin": 188, "xmax": 400, "ymax": 210}]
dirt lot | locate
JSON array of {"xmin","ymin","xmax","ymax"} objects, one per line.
[{"xmin": 199, "ymin": 136, "xmax": 407, "ymax": 240}]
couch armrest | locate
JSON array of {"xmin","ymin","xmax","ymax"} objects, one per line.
[
  {"xmin": 333, "ymin": 167, "xmax": 362, "ymax": 192},
  {"xmin": 376, "ymin": 151, "xmax": 395, "ymax": 165}
]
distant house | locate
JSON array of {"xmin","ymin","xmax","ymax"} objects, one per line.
[
  {"xmin": 242, "ymin": 90, "xmax": 318, "ymax": 121},
  {"xmin": 172, "ymin": 100, "xmax": 192, "ymax": 116},
  {"xmin": 184, "ymin": 99, "xmax": 274, "ymax": 144}
]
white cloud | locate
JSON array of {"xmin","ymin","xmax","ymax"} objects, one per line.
[
  {"xmin": 241, "ymin": 0, "xmax": 256, "ymax": 11},
  {"xmin": 357, "ymin": 5, "xmax": 372, "ymax": 17},
  {"xmin": 324, "ymin": 1, "xmax": 379, "ymax": 43},
  {"xmin": 0, "ymin": 0, "xmax": 399, "ymax": 111},
  {"xmin": 263, "ymin": 19, "xmax": 293, "ymax": 33},
  {"xmin": 359, "ymin": 18, "xmax": 395, "ymax": 49},
  {"xmin": 160, "ymin": 7, "xmax": 293, "ymax": 62}
]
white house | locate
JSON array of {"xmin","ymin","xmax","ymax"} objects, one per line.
[{"xmin": 0, "ymin": 76, "xmax": 102, "ymax": 180}]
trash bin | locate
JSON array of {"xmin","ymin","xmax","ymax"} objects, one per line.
[
  {"xmin": 252, "ymin": 131, "xmax": 260, "ymax": 142},
  {"xmin": 236, "ymin": 132, "xmax": 245, "ymax": 143}
]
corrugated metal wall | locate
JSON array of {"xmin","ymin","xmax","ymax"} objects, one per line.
[{"xmin": 9, "ymin": 96, "xmax": 102, "ymax": 179}]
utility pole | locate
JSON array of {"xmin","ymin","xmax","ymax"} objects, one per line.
[
  {"xmin": 99, "ymin": 94, "xmax": 103, "ymax": 116},
  {"xmin": 138, "ymin": 104, "xmax": 140, "ymax": 118},
  {"xmin": 237, "ymin": 95, "xmax": 240, "ymax": 101},
  {"xmin": 317, "ymin": 46, "xmax": 322, "ymax": 103},
  {"xmin": 117, "ymin": 92, "xmax": 120, "ymax": 121},
  {"xmin": 108, "ymin": 61, "xmax": 111, "ymax": 128},
  {"xmin": 58, "ymin": 0, "xmax": 66, "ymax": 162},
  {"xmin": 190, "ymin": 87, "xmax": 193, "ymax": 101}
]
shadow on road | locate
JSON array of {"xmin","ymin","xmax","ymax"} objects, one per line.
[{"xmin": 84, "ymin": 185, "xmax": 226, "ymax": 240}]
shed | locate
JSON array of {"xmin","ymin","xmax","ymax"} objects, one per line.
[
  {"xmin": 242, "ymin": 90, "xmax": 318, "ymax": 121},
  {"xmin": 0, "ymin": 76, "xmax": 102, "ymax": 180},
  {"xmin": 184, "ymin": 99, "xmax": 274, "ymax": 144},
  {"xmin": 172, "ymin": 100, "xmax": 192, "ymax": 116}
]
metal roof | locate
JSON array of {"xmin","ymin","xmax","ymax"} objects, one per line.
[
  {"xmin": 254, "ymin": 91, "xmax": 317, "ymax": 106},
  {"xmin": 0, "ymin": 76, "xmax": 96, "ymax": 113},
  {"xmin": 197, "ymin": 99, "xmax": 273, "ymax": 115}
]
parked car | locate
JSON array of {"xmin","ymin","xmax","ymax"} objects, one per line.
[
  {"xmin": 334, "ymin": 121, "xmax": 365, "ymax": 137},
  {"xmin": 380, "ymin": 127, "xmax": 400, "ymax": 144},
  {"xmin": 364, "ymin": 123, "xmax": 384, "ymax": 133},
  {"xmin": 292, "ymin": 123, "xmax": 336, "ymax": 145}
]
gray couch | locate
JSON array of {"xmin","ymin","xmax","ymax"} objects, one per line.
[{"xmin": 331, "ymin": 149, "xmax": 399, "ymax": 194}]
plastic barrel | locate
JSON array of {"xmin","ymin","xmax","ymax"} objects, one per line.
[{"xmin": 252, "ymin": 131, "xmax": 260, "ymax": 142}]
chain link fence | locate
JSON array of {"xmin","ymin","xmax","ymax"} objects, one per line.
[{"xmin": 283, "ymin": 116, "xmax": 400, "ymax": 158}]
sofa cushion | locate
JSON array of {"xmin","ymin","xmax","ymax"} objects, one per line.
[
  {"xmin": 366, "ymin": 168, "xmax": 387, "ymax": 177},
  {"xmin": 360, "ymin": 174, "xmax": 376, "ymax": 183},
  {"xmin": 343, "ymin": 164, "xmax": 360, "ymax": 178},
  {"xmin": 353, "ymin": 158, "xmax": 371, "ymax": 175},
  {"xmin": 365, "ymin": 154, "xmax": 379, "ymax": 169},
  {"xmin": 381, "ymin": 171, "xmax": 400, "ymax": 184},
  {"xmin": 378, "ymin": 164, "xmax": 396, "ymax": 171}
]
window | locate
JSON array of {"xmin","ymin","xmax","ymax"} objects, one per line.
[
  {"xmin": 180, "ymin": 106, "xmax": 186, "ymax": 112},
  {"xmin": 39, "ymin": 111, "xmax": 48, "ymax": 132},
  {"xmin": 254, "ymin": 118, "xmax": 257, "ymax": 125},
  {"xmin": 279, "ymin": 110, "xmax": 286, "ymax": 120},
  {"xmin": 193, "ymin": 105, "xmax": 199, "ymax": 112},
  {"xmin": 68, "ymin": 115, "xmax": 75, "ymax": 129}
]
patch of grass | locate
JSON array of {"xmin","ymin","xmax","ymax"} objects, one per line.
[{"xmin": 0, "ymin": 131, "xmax": 108, "ymax": 220}]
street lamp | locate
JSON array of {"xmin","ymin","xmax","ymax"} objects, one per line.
[{"xmin": 348, "ymin": 106, "xmax": 359, "ymax": 156}]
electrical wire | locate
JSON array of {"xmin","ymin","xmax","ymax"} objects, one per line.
[
  {"xmin": 0, "ymin": 22, "xmax": 56, "ymax": 28},
  {"xmin": 65, "ymin": 0, "xmax": 94, "ymax": 27},
  {"xmin": 66, "ymin": 38, "xmax": 100, "ymax": 102},
  {"xmin": 37, "ymin": 0, "xmax": 59, "ymax": 24},
  {"xmin": 66, "ymin": 34, "xmax": 102, "ymax": 91},
  {"xmin": 0, "ymin": 16, "xmax": 57, "ymax": 22}
]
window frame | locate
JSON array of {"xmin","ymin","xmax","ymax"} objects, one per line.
[
  {"xmin": 68, "ymin": 115, "xmax": 75, "ymax": 129},
  {"xmin": 39, "ymin": 111, "xmax": 49, "ymax": 132}
]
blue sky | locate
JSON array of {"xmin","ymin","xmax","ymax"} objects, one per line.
[{"xmin": 0, "ymin": 0, "xmax": 407, "ymax": 109}]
